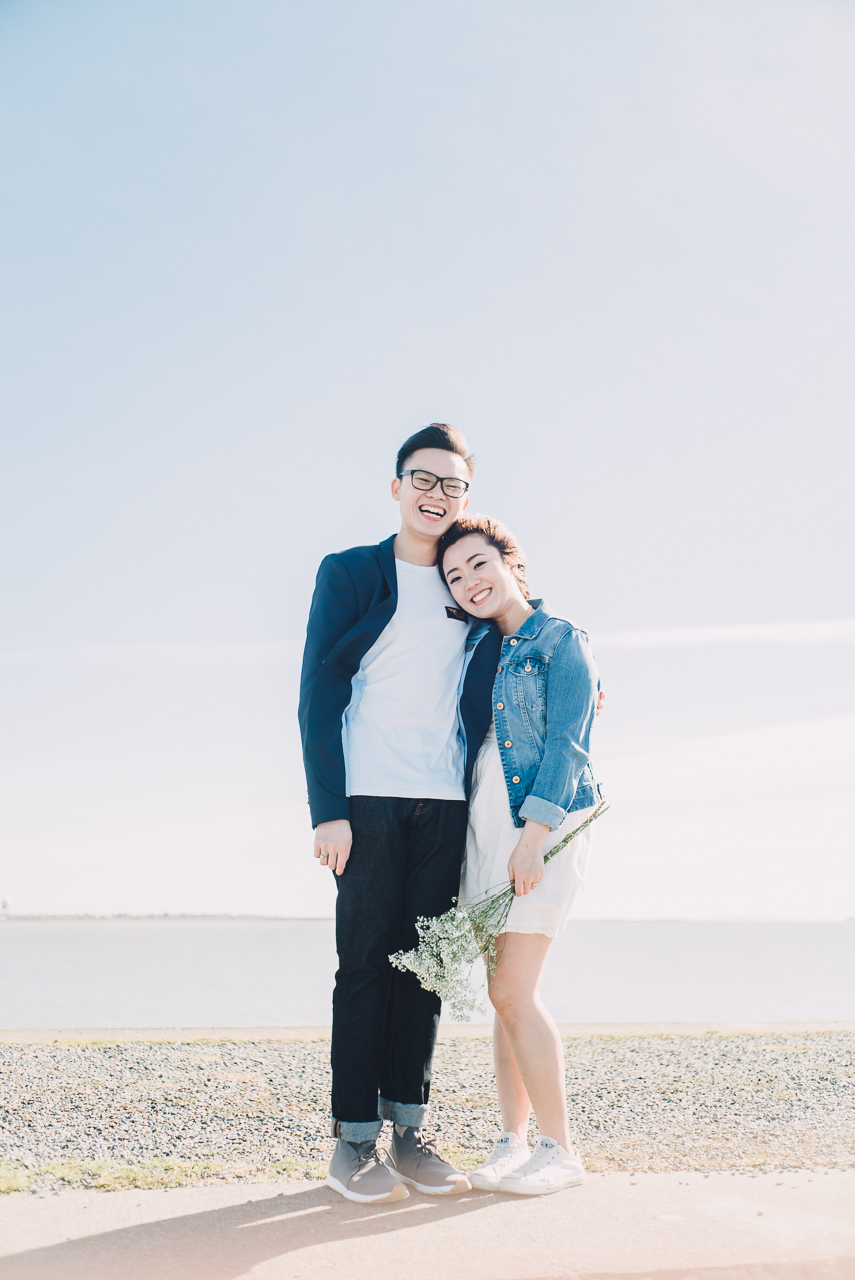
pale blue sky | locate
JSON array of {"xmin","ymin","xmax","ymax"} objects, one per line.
[{"xmin": 1, "ymin": 1, "xmax": 853, "ymax": 917}]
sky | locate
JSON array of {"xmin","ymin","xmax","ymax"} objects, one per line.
[{"xmin": 1, "ymin": 0, "xmax": 853, "ymax": 919}]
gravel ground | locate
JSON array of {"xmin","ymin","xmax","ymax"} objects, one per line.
[{"xmin": 1, "ymin": 1031, "xmax": 853, "ymax": 1192}]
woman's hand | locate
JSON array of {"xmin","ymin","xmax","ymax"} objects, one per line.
[{"xmin": 508, "ymin": 820, "xmax": 550, "ymax": 896}]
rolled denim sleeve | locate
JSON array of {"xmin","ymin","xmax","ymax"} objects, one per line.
[
  {"xmin": 518, "ymin": 628, "xmax": 599, "ymax": 830},
  {"xmin": 517, "ymin": 791, "xmax": 568, "ymax": 829}
]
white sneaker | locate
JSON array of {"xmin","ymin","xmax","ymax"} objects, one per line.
[
  {"xmin": 497, "ymin": 1136, "xmax": 586, "ymax": 1195},
  {"xmin": 468, "ymin": 1131, "xmax": 530, "ymax": 1190}
]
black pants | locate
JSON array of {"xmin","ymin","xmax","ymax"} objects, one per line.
[{"xmin": 330, "ymin": 795, "xmax": 468, "ymax": 1138}]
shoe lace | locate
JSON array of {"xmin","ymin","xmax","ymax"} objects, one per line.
[
  {"xmin": 411, "ymin": 1129, "xmax": 438, "ymax": 1156},
  {"xmin": 485, "ymin": 1139, "xmax": 515, "ymax": 1167},
  {"xmin": 353, "ymin": 1142, "xmax": 389, "ymax": 1172},
  {"xmin": 526, "ymin": 1143, "xmax": 557, "ymax": 1172}
]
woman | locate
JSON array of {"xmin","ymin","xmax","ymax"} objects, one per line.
[{"xmin": 437, "ymin": 515, "xmax": 603, "ymax": 1196}]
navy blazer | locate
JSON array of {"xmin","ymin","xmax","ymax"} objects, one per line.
[{"xmin": 298, "ymin": 533, "xmax": 502, "ymax": 827}]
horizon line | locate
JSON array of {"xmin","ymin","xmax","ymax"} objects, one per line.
[{"xmin": 2, "ymin": 914, "xmax": 853, "ymax": 925}]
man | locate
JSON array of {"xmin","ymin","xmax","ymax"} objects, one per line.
[{"xmin": 299, "ymin": 423, "xmax": 501, "ymax": 1203}]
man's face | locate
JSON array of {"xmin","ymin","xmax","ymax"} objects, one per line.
[{"xmin": 392, "ymin": 447, "xmax": 471, "ymax": 539}]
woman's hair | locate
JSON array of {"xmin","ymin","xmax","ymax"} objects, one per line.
[{"xmin": 437, "ymin": 515, "xmax": 530, "ymax": 600}]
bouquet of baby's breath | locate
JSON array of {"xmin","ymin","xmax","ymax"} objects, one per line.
[{"xmin": 389, "ymin": 800, "xmax": 609, "ymax": 1020}]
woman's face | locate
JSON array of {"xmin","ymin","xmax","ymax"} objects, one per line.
[{"xmin": 442, "ymin": 534, "xmax": 520, "ymax": 619}]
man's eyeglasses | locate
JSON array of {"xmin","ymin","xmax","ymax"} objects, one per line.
[{"xmin": 398, "ymin": 469, "xmax": 470, "ymax": 499}]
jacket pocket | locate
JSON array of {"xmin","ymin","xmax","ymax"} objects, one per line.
[{"xmin": 509, "ymin": 655, "xmax": 547, "ymax": 721}]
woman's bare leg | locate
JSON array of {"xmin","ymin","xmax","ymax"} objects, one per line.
[
  {"xmin": 492, "ymin": 1012, "xmax": 531, "ymax": 1139},
  {"xmin": 488, "ymin": 931, "xmax": 571, "ymax": 1151}
]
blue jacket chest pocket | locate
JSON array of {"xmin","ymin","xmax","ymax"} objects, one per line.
[{"xmin": 509, "ymin": 655, "xmax": 548, "ymax": 716}]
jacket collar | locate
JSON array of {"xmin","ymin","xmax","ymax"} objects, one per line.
[{"xmin": 511, "ymin": 598, "xmax": 552, "ymax": 640}]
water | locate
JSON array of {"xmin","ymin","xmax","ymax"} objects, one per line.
[
  {"xmin": 2, "ymin": 918, "xmax": 854, "ymax": 1028},
  {"xmin": 4, "ymin": 641, "xmax": 854, "ymax": 924}
]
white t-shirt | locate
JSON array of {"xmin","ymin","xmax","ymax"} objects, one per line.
[{"xmin": 343, "ymin": 558, "xmax": 469, "ymax": 800}]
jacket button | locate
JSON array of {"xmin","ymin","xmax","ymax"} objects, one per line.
[
  {"xmin": 512, "ymin": 775, "xmax": 520, "ymax": 784},
  {"xmin": 496, "ymin": 702, "xmax": 504, "ymax": 710},
  {"xmin": 497, "ymin": 666, "xmax": 502, "ymax": 673},
  {"xmin": 509, "ymin": 638, "xmax": 518, "ymax": 645},
  {"xmin": 504, "ymin": 740, "xmax": 513, "ymax": 748}
]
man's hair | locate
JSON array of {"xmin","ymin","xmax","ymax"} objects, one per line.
[
  {"xmin": 437, "ymin": 515, "xmax": 531, "ymax": 600},
  {"xmin": 396, "ymin": 423, "xmax": 474, "ymax": 478}
]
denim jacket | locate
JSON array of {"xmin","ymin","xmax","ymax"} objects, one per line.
[{"xmin": 467, "ymin": 600, "xmax": 602, "ymax": 830}]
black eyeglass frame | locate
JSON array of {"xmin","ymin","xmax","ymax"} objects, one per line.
[{"xmin": 398, "ymin": 469, "xmax": 470, "ymax": 498}]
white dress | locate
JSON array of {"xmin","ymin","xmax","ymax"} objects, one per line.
[{"xmin": 460, "ymin": 721, "xmax": 595, "ymax": 938}]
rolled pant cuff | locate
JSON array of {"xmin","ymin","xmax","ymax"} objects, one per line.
[
  {"xmin": 332, "ymin": 1118, "xmax": 383, "ymax": 1143},
  {"xmin": 378, "ymin": 1096, "xmax": 429, "ymax": 1128}
]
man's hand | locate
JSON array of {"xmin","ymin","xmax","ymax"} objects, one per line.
[
  {"xmin": 508, "ymin": 820, "xmax": 549, "ymax": 896},
  {"xmin": 595, "ymin": 690, "xmax": 605, "ymax": 717},
  {"xmin": 314, "ymin": 819, "xmax": 352, "ymax": 876}
]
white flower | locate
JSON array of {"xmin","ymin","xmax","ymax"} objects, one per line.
[{"xmin": 390, "ymin": 903, "xmax": 486, "ymax": 1020}]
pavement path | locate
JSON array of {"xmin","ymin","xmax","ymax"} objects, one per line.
[{"xmin": 1, "ymin": 1169, "xmax": 854, "ymax": 1279}]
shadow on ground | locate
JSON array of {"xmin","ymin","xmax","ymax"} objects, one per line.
[
  {"xmin": 2, "ymin": 1188, "xmax": 852, "ymax": 1280},
  {"xmin": 0, "ymin": 1184, "xmax": 496, "ymax": 1280}
]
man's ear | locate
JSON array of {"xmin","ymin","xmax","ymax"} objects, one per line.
[
  {"xmin": 460, "ymin": 492, "xmax": 469, "ymax": 514},
  {"xmin": 391, "ymin": 476, "xmax": 402, "ymax": 503}
]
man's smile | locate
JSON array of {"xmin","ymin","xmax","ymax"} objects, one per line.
[{"xmin": 418, "ymin": 503, "xmax": 447, "ymax": 521}]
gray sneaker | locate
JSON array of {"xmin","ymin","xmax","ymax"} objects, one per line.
[
  {"xmin": 326, "ymin": 1139, "xmax": 409, "ymax": 1204},
  {"xmin": 385, "ymin": 1125, "xmax": 470, "ymax": 1195}
]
